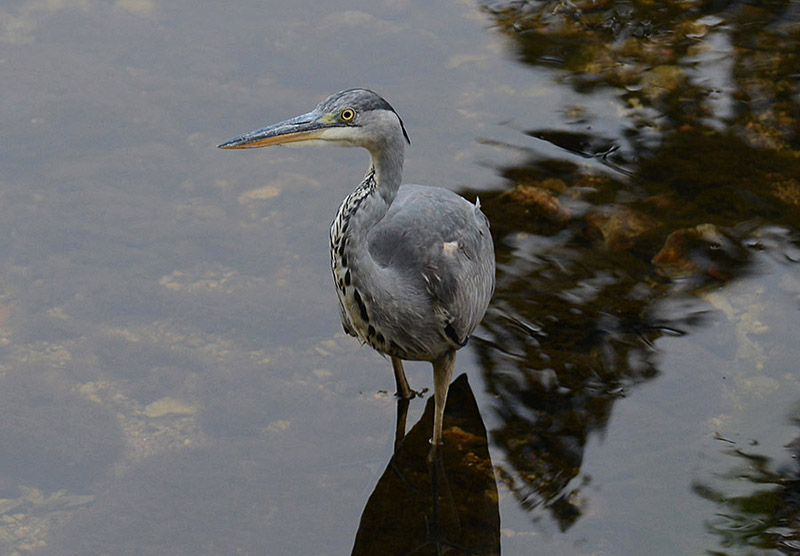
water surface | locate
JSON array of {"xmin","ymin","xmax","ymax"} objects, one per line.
[{"xmin": 1, "ymin": 1, "xmax": 799, "ymax": 555}]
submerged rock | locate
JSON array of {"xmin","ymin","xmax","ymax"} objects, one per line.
[{"xmin": 652, "ymin": 223, "xmax": 746, "ymax": 281}]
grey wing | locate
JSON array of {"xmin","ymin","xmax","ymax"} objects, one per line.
[{"xmin": 368, "ymin": 184, "xmax": 495, "ymax": 347}]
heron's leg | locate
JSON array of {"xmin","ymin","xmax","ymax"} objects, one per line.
[
  {"xmin": 391, "ymin": 357, "xmax": 412, "ymax": 449},
  {"xmin": 391, "ymin": 357, "xmax": 412, "ymax": 400},
  {"xmin": 394, "ymin": 397, "xmax": 410, "ymax": 450},
  {"xmin": 429, "ymin": 349, "xmax": 456, "ymax": 462}
]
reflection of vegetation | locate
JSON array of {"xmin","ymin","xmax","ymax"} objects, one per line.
[
  {"xmin": 483, "ymin": 0, "xmax": 800, "ymax": 142},
  {"xmin": 473, "ymin": 0, "xmax": 800, "ymax": 533},
  {"xmin": 693, "ymin": 432, "xmax": 800, "ymax": 554},
  {"xmin": 485, "ymin": 0, "xmax": 713, "ymax": 126}
]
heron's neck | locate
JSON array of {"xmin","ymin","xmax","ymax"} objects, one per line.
[
  {"xmin": 337, "ymin": 136, "xmax": 405, "ymax": 233},
  {"xmin": 368, "ymin": 139, "xmax": 404, "ymax": 206},
  {"xmin": 329, "ymin": 137, "xmax": 405, "ymax": 270}
]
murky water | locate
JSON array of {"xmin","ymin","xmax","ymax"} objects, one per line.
[{"xmin": 1, "ymin": 1, "xmax": 799, "ymax": 555}]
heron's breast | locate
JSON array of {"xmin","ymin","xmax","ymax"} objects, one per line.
[{"xmin": 331, "ymin": 248, "xmax": 404, "ymax": 356}]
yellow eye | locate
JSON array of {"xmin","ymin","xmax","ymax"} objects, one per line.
[{"xmin": 341, "ymin": 108, "xmax": 355, "ymax": 122}]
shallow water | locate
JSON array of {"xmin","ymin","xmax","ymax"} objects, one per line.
[{"xmin": 1, "ymin": 1, "xmax": 799, "ymax": 555}]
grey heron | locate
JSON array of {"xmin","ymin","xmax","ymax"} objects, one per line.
[{"xmin": 219, "ymin": 88, "xmax": 495, "ymax": 459}]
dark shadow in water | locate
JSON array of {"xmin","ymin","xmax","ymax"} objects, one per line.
[
  {"xmin": 460, "ymin": 0, "xmax": 800, "ymax": 533},
  {"xmin": 352, "ymin": 374, "xmax": 500, "ymax": 556}
]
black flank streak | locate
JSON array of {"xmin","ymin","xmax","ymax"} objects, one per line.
[{"xmin": 353, "ymin": 289, "xmax": 369, "ymax": 322}]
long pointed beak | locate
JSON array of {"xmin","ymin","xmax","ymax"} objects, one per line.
[{"xmin": 218, "ymin": 111, "xmax": 327, "ymax": 149}]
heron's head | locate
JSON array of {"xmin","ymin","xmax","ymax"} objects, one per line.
[{"xmin": 218, "ymin": 88, "xmax": 410, "ymax": 152}]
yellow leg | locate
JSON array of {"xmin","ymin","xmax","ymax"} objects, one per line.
[
  {"xmin": 391, "ymin": 356, "xmax": 412, "ymax": 400},
  {"xmin": 394, "ymin": 397, "xmax": 410, "ymax": 450},
  {"xmin": 429, "ymin": 349, "xmax": 456, "ymax": 462}
]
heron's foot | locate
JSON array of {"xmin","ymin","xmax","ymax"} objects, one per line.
[
  {"xmin": 396, "ymin": 389, "xmax": 415, "ymax": 401},
  {"xmin": 395, "ymin": 386, "xmax": 427, "ymax": 401},
  {"xmin": 427, "ymin": 438, "xmax": 443, "ymax": 465}
]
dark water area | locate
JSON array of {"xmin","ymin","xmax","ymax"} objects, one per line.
[
  {"xmin": 474, "ymin": 1, "xmax": 800, "ymax": 552},
  {"xmin": 1, "ymin": 1, "xmax": 799, "ymax": 555}
]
